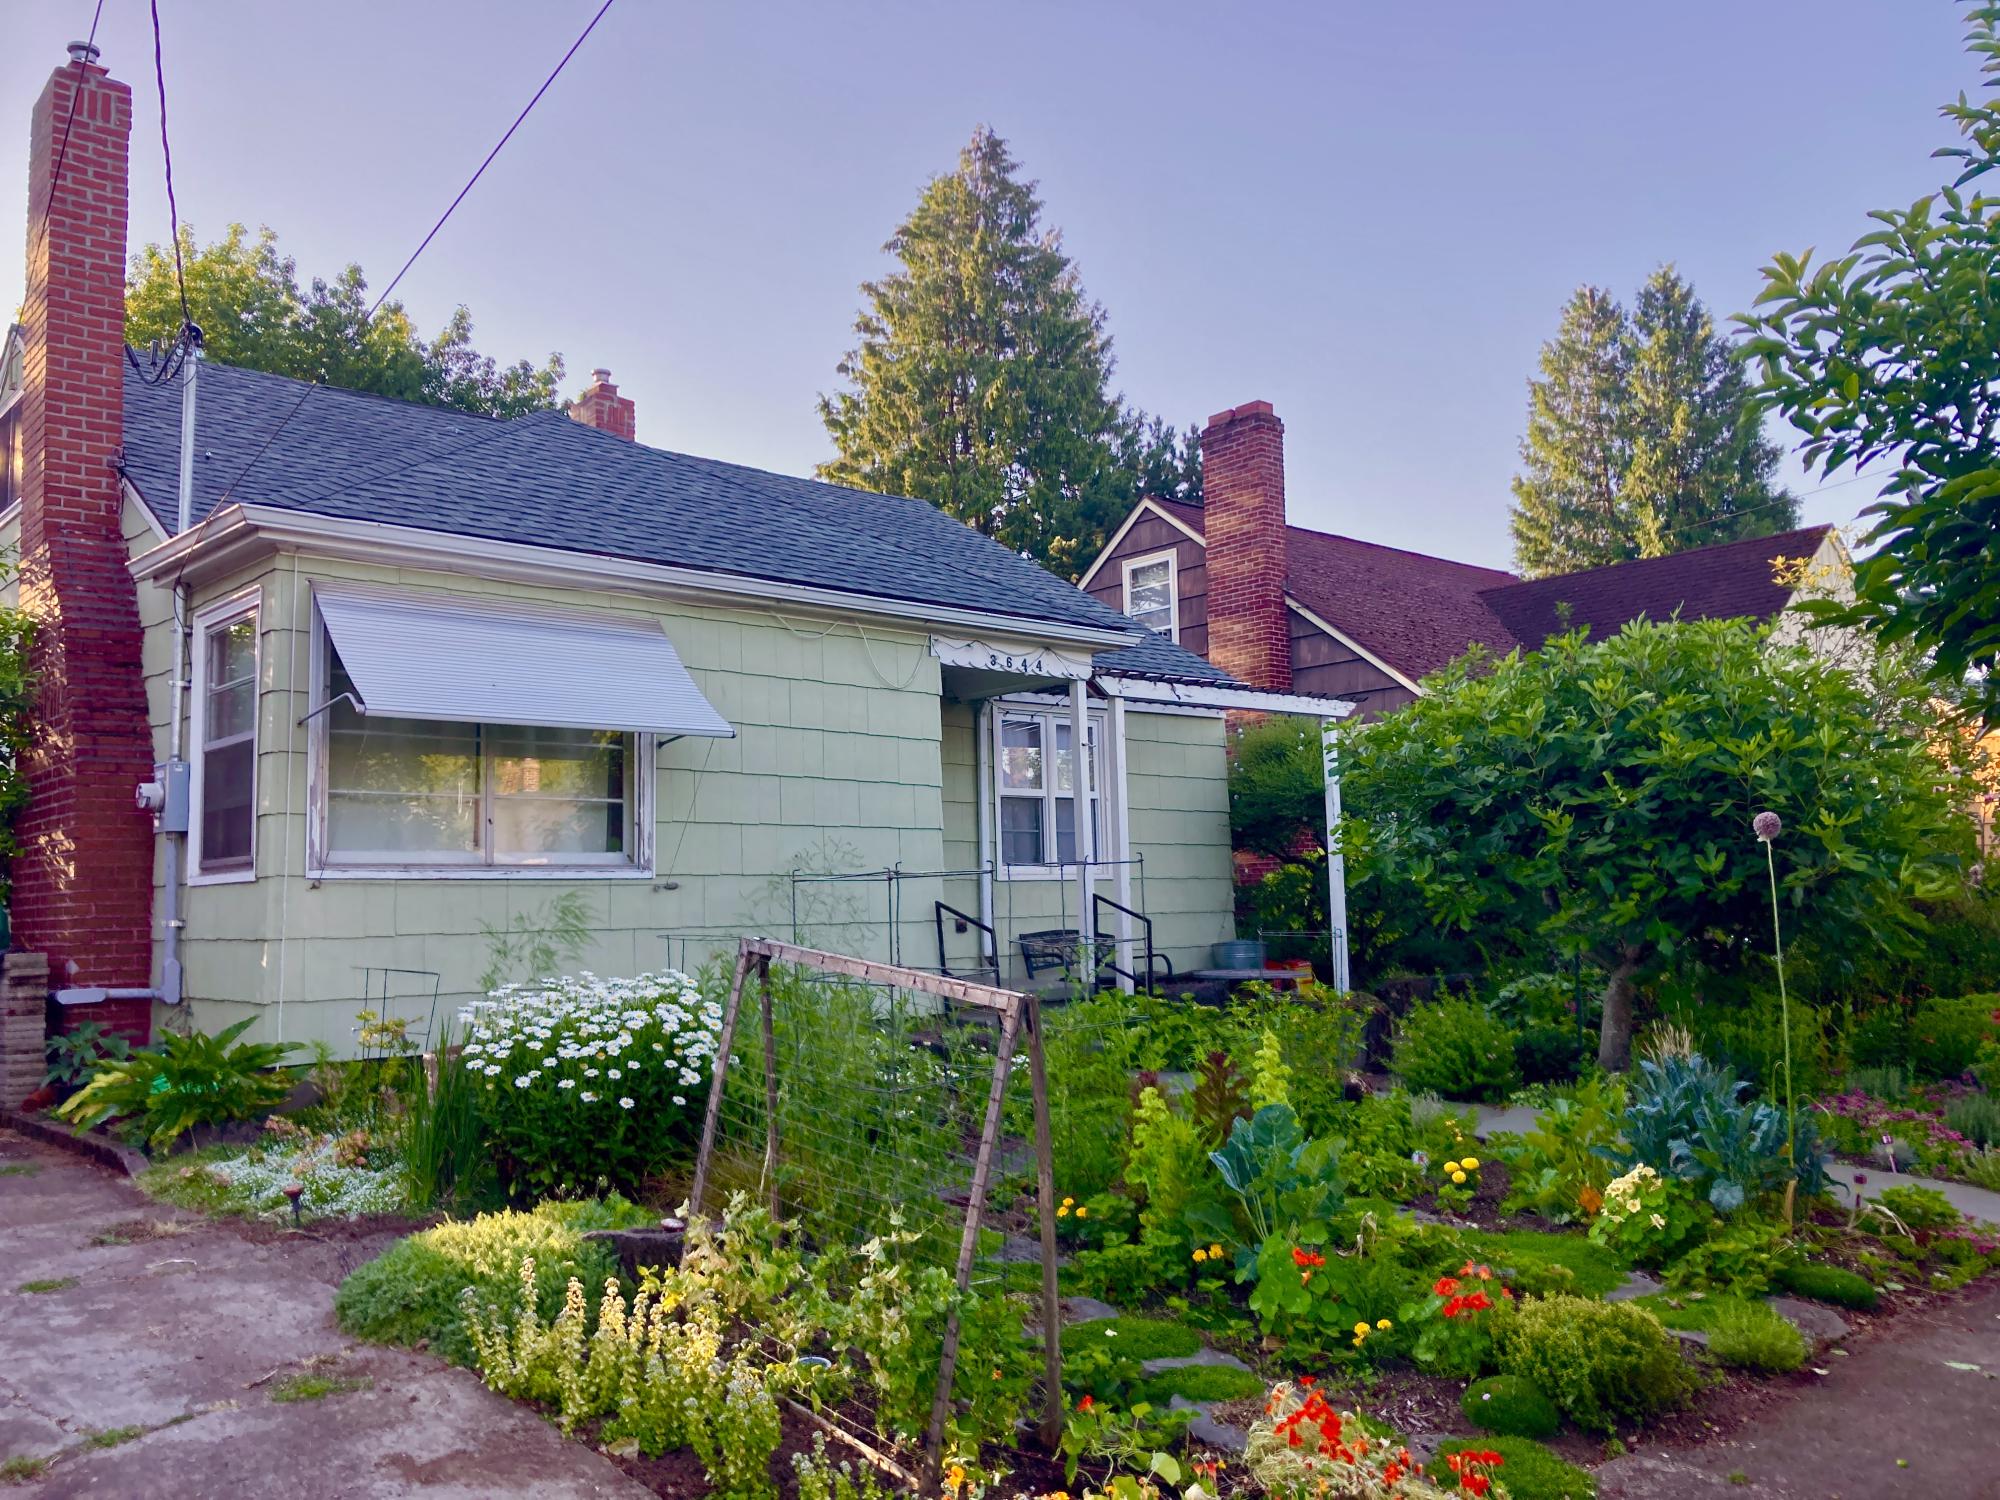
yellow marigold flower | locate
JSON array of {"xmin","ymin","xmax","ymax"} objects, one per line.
[
  {"xmin": 1451, "ymin": 1170, "xmax": 1468, "ymax": 1185},
  {"xmin": 1061, "ymin": 1196, "xmax": 1074, "ymax": 1206},
  {"xmin": 1056, "ymin": 1205, "xmax": 1069, "ymax": 1218},
  {"xmin": 1209, "ymin": 1243, "xmax": 1223, "ymax": 1257},
  {"xmin": 1193, "ymin": 1248, "xmax": 1207, "ymax": 1263},
  {"xmin": 1353, "ymin": 1321, "xmax": 1371, "ymax": 1336},
  {"xmin": 1461, "ymin": 1156, "xmax": 1480, "ymax": 1171},
  {"xmin": 1377, "ymin": 1318, "xmax": 1393, "ymax": 1329},
  {"xmin": 1075, "ymin": 1205, "xmax": 1088, "ymax": 1218}
]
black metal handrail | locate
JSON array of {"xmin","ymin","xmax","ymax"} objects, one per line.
[
  {"xmin": 1092, "ymin": 892, "xmax": 1170, "ymax": 991},
  {"xmin": 934, "ymin": 900, "xmax": 997, "ymax": 980}
]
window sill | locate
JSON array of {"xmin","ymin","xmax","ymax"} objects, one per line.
[
  {"xmin": 307, "ymin": 864, "xmax": 656, "ymax": 882},
  {"xmin": 995, "ymin": 864, "xmax": 1112, "ymax": 884},
  {"xmin": 187, "ymin": 867, "xmax": 257, "ymax": 888}
]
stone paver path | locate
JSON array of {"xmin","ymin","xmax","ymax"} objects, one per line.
[{"xmin": 0, "ymin": 1128, "xmax": 649, "ymax": 1499}]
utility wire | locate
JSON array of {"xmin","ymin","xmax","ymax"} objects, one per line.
[
  {"xmin": 19, "ymin": 0, "xmax": 107, "ymax": 320},
  {"xmin": 213, "ymin": 0, "xmax": 617, "ymax": 509},
  {"xmin": 149, "ymin": 0, "xmax": 192, "ymax": 332}
]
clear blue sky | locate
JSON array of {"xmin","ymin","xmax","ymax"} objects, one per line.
[{"xmin": 2, "ymin": 1, "xmax": 1972, "ymax": 570}]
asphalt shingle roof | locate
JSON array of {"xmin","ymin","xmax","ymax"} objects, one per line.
[{"xmin": 118, "ymin": 361, "xmax": 1234, "ymax": 687}]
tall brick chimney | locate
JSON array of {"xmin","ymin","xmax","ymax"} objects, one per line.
[
  {"xmin": 569, "ymin": 368, "xmax": 635, "ymax": 440},
  {"xmin": 15, "ymin": 45, "xmax": 157, "ymax": 1041},
  {"xmin": 1202, "ymin": 400, "xmax": 1292, "ymax": 692}
]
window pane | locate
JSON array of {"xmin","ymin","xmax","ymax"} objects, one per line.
[
  {"xmin": 1000, "ymin": 795, "xmax": 1043, "ymax": 865},
  {"xmin": 1000, "ymin": 718, "xmax": 1042, "ymax": 789},
  {"xmin": 490, "ymin": 726, "xmax": 630, "ymax": 858},
  {"xmin": 325, "ymin": 648, "xmax": 480, "ymax": 858},
  {"xmin": 1127, "ymin": 559, "xmax": 1171, "ymax": 620},
  {"xmin": 201, "ymin": 739, "xmax": 254, "ymax": 867},
  {"xmin": 204, "ymin": 618, "xmax": 257, "ymax": 743},
  {"xmin": 1053, "ymin": 723, "xmax": 1097, "ymax": 795}
]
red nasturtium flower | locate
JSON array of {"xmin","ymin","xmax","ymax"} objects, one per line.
[{"xmin": 1076, "ymin": 1394, "xmax": 1093, "ymax": 1411}]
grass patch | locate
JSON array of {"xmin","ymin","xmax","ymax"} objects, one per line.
[
  {"xmin": 1132, "ymin": 1362, "xmax": 1264, "ymax": 1405},
  {"xmin": 0, "ymin": 1456, "xmax": 48, "ymax": 1483},
  {"xmin": 15, "ymin": 1277, "xmax": 77, "ymax": 1295},
  {"xmin": 269, "ymin": 1372, "xmax": 373, "ymax": 1404},
  {"xmin": 1433, "ymin": 1436, "xmax": 1594, "ymax": 1499},
  {"xmin": 1630, "ymin": 1292, "xmax": 1761, "ymax": 1333},
  {"xmin": 1059, "ymin": 1316, "xmax": 1202, "ymax": 1363},
  {"xmin": 1456, "ymin": 1228, "xmax": 1628, "ymax": 1298},
  {"xmin": 84, "ymin": 1426, "xmax": 146, "ymax": 1449},
  {"xmin": 88, "ymin": 1218, "xmax": 191, "ymax": 1248},
  {"xmin": 0, "ymin": 1163, "xmax": 41, "ymax": 1178}
]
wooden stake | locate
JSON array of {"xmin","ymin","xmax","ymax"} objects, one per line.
[
  {"xmin": 758, "ymin": 954, "xmax": 781, "ymax": 1219},
  {"xmin": 689, "ymin": 948, "xmax": 753, "ymax": 1219},
  {"xmin": 1024, "ymin": 995, "xmax": 1064, "ymax": 1452}
]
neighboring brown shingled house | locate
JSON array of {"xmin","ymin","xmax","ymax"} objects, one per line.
[{"xmin": 1079, "ymin": 400, "xmax": 1845, "ymax": 718}]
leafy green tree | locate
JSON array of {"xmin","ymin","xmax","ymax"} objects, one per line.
[
  {"xmin": 1738, "ymin": 3, "xmax": 2000, "ymax": 727},
  {"xmin": 126, "ymin": 224, "xmax": 565, "ymax": 419},
  {"xmin": 818, "ymin": 128, "xmax": 1167, "ymax": 577},
  {"xmin": 1510, "ymin": 271, "xmax": 1795, "ymax": 578},
  {"xmin": 1228, "ymin": 716, "xmax": 1323, "ymax": 858},
  {"xmin": 1338, "ymin": 618, "xmax": 1973, "ymax": 1070}
]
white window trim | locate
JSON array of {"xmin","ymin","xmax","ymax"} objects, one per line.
[
  {"xmin": 1121, "ymin": 548, "xmax": 1179, "ymax": 641},
  {"xmin": 988, "ymin": 697, "xmax": 1108, "ymax": 883},
  {"xmin": 305, "ymin": 602, "xmax": 657, "ymax": 881},
  {"xmin": 187, "ymin": 587, "xmax": 262, "ymax": 886}
]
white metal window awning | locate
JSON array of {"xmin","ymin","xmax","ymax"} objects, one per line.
[
  {"xmin": 315, "ymin": 589, "xmax": 734, "ymax": 738},
  {"xmin": 1095, "ymin": 675, "xmax": 1357, "ymax": 719}
]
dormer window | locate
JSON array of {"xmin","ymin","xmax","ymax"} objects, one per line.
[{"xmin": 1122, "ymin": 550, "xmax": 1178, "ymax": 639}]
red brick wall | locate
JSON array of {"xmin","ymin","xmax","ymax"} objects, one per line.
[
  {"xmin": 569, "ymin": 369, "xmax": 636, "ymax": 441},
  {"xmin": 1202, "ymin": 401, "xmax": 1291, "ymax": 692},
  {"xmin": 14, "ymin": 56, "xmax": 155, "ymax": 1042}
]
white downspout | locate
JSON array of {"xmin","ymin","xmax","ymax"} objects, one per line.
[{"xmin": 1321, "ymin": 718, "xmax": 1350, "ymax": 993}]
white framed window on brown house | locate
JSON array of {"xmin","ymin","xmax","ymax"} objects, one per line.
[
  {"xmin": 189, "ymin": 591, "xmax": 260, "ymax": 882},
  {"xmin": 1122, "ymin": 550, "xmax": 1178, "ymax": 639},
  {"xmin": 992, "ymin": 703, "xmax": 1103, "ymax": 878}
]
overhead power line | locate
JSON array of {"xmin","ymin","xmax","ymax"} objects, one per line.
[{"xmin": 213, "ymin": 0, "xmax": 618, "ymax": 508}]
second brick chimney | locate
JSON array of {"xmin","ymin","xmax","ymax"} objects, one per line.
[
  {"xmin": 569, "ymin": 368, "xmax": 636, "ymax": 441},
  {"xmin": 1202, "ymin": 400, "xmax": 1292, "ymax": 692},
  {"xmin": 15, "ymin": 45, "xmax": 157, "ymax": 1040}
]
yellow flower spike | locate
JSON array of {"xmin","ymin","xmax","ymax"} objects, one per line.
[
  {"xmin": 1461, "ymin": 1156, "xmax": 1480, "ymax": 1171},
  {"xmin": 1451, "ymin": 1170, "xmax": 1468, "ymax": 1185}
]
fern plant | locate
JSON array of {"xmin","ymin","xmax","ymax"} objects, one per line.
[{"xmin": 56, "ymin": 1017, "xmax": 297, "ymax": 1152}]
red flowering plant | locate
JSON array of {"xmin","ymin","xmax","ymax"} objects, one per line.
[
  {"xmin": 1245, "ymin": 1380, "xmax": 1458, "ymax": 1498},
  {"xmin": 1444, "ymin": 1448, "xmax": 1507, "ymax": 1499},
  {"xmin": 1396, "ymin": 1261, "xmax": 1516, "ymax": 1378}
]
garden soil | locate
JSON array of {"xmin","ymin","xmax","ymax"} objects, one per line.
[{"xmin": 0, "ymin": 1127, "xmax": 651, "ymax": 1499}]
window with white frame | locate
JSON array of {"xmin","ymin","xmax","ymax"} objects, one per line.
[
  {"xmin": 192, "ymin": 596, "xmax": 259, "ymax": 877},
  {"xmin": 1122, "ymin": 550, "xmax": 1178, "ymax": 638},
  {"xmin": 994, "ymin": 705, "xmax": 1103, "ymax": 873},
  {"xmin": 317, "ymin": 637, "xmax": 644, "ymax": 871}
]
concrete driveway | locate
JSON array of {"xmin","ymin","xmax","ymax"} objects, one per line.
[{"xmin": 0, "ymin": 1127, "xmax": 650, "ymax": 1499}]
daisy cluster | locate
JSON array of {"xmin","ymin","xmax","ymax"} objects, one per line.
[{"xmin": 460, "ymin": 972, "xmax": 722, "ymax": 1111}]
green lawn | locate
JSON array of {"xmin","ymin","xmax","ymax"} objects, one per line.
[{"xmin": 1454, "ymin": 1228, "xmax": 1629, "ymax": 1298}]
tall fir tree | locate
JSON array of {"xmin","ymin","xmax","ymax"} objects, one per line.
[
  {"xmin": 1508, "ymin": 269, "xmax": 1795, "ymax": 578},
  {"xmin": 818, "ymin": 128, "xmax": 1162, "ymax": 577}
]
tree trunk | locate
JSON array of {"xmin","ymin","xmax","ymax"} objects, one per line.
[{"xmin": 1597, "ymin": 954, "xmax": 1644, "ymax": 1072}]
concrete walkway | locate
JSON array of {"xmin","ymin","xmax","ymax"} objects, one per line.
[
  {"xmin": 1471, "ymin": 1103, "xmax": 2000, "ymax": 1227},
  {"xmin": 0, "ymin": 1128, "xmax": 650, "ymax": 1499}
]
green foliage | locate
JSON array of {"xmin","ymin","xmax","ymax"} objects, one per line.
[
  {"xmin": 1461, "ymin": 1375, "xmax": 1560, "ymax": 1440},
  {"xmin": 268, "ymin": 1371, "xmax": 372, "ymax": 1404},
  {"xmin": 1205, "ymin": 1103, "xmax": 1343, "ymax": 1254},
  {"xmin": 1945, "ymin": 1090, "xmax": 2000, "ymax": 1148},
  {"xmin": 1661, "ymin": 1220, "xmax": 1797, "ymax": 1298},
  {"xmin": 1454, "ymin": 1229, "xmax": 1631, "ymax": 1299},
  {"xmin": 1126, "ymin": 1086, "xmax": 1224, "ymax": 1247},
  {"xmin": 1392, "ymin": 997, "xmax": 1521, "ymax": 1103},
  {"xmin": 1875, "ymin": 1184, "xmax": 1962, "ymax": 1233},
  {"xmin": 127, "ymin": 224, "xmax": 565, "ymax": 418},
  {"xmin": 42, "ymin": 1022, "xmax": 131, "ymax": 1089},
  {"xmin": 1772, "ymin": 1261, "xmax": 1878, "ymax": 1309},
  {"xmin": 1687, "ymin": 993, "xmax": 1836, "ymax": 1106},
  {"xmin": 1131, "ymin": 1362, "xmax": 1264, "ymax": 1406},
  {"xmin": 55, "ymin": 1018, "xmax": 298, "ymax": 1153},
  {"xmin": 1229, "ymin": 717, "xmax": 1325, "ymax": 858},
  {"xmin": 1706, "ymin": 1300, "xmax": 1807, "ymax": 1373},
  {"xmin": 1249, "ymin": 1029, "xmax": 1293, "ymax": 1112},
  {"xmin": 1500, "ymin": 1295, "xmax": 1696, "ymax": 1432},
  {"xmin": 1064, "ymin": 1237, "xmax": 1188, "ymax": 1306},
  {"xmin": 1844, "ymin": 1065, "xmax": 1911, "ymax": 1102},
  {"xmin": 1617, "ymin": 1054, "xmax": 1825, "ymax": 1213},
  {"xmin": 1511, "ymin": 268, "xmax": 1795, "ymax": 579},
  {"xmin": 791, "ymin": 1435, "xmax": 900, "ymax": 1500},
  {"xmin": 399, "ymin": 1016, "xmax": 489, "ymax": 1210},
  {"xmin": 1589, "ymin": 1166, "xmax": 1707, "ymax": 1268},
  {"xmin": 816, "ymin": 127, "xmax": 1174, "ymax": 578},
  {"xmin": 0, "ymin": 591, "xmax": 31, "ymax": 896},
  {"xmin": 1433, "ymin": 1437, "xmax": 1595, "ymax": 1500},
  {"xmin": 1340, "ymin": 617, "xmax": 1973, "ymax": 1068},
  {"xmin": 1738, "ymin": 8, "xmax": 2000, "ymax": 724},
  {"xmin": 1495, "ymin": 1074, "xmax": 1626, "ymax": 1223},
  {"xmin": 1908, "ymin": 996, "xmax": 2000, "ymax": 1080},
  {"xmin": 1515, "ymin": 1024, "xmax": 1588, "ymax": 1088},
  {"xmin": 1059, "ymin": 1316, "xmax": 1202, "ymax": 1364},
  {"xmin": 333, "ymin": 1197, "xmax": 647, "ymax": 1367}
]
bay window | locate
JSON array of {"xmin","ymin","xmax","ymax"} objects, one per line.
[{"xmin": 994, "ymin": 704, "xmax": 1102, "ymax": 874}]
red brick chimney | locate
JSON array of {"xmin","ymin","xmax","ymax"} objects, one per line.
[
  {"xmin": 569, "ymin": 368, "xmax": 636, "ymax": 440},
  {"xmin": 15, "ymin": 45, "xmax": 157, "ymax": 1041},
  {"xmin": 1202, "ymin": 400, "xmax": 1292, "ymax": 692}
]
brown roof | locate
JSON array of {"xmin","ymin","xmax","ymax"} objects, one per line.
[{"xmin": 1152, "ymin": 499, "xmax": 1832, "ymax": 683}]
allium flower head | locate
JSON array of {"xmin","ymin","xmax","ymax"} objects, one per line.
[{"xmin": 1753, "ymin": 810, "xmax": 1782, "ymax": 842}]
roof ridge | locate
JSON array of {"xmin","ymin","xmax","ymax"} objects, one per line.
[
  {"xmin": 1483, "ymin": 522, "xmax": 1836, "ymax": 597},
  {"xmin": 1287, "ymin": 521, "xmax": 1518, "ymax": 581},
  {"xmin": 196, "ymin": 356, "xmax": 510, "ymax": 425}
]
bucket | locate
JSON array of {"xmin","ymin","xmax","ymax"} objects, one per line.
[{"xmin": 1211, "ymin": 939, "xmax": 1265, "ymax": 970}]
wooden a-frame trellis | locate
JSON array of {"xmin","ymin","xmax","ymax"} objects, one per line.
[{"xmin": 689, "ymin": 936, "xmax": 1065, "ymax": 1476}]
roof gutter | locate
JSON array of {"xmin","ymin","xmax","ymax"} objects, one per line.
[
  {"xmin": 129, "ymin": 502, "xmax": 1139, "ymax": 652},
  {"xmin": 1095, "ymin": 675, "xmax": 1357, "ymax": 718}
]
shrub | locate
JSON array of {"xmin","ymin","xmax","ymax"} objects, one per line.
[
  {"xmin": 1907, "ymin": 996, "xmax": 2000, "ymax": 1081},
  {"xmin": 1433, "ymin": 1437, "xmax": 1595, "ymax": 1500},
  {"xmin": 1707, "ymin": 1300, "xmax": 1807, "ymax": 1373},
  {"xmin": 1461, "ymin": 1374, "xmax": 1559, "ymax": 1438},
  {"xmin": 1588, "ymin": 1165, "xmax": 1707, "ymax": 1268},
  {"xmin": 1661, "ymin": 1220, "xmax": 1797, "ymax": 1298},
  {"xmin": 333, "ymin": 1197, "xmax": 648, "ymax": 1366},
  {"xmin": 1393, "ymin": 997, "xmax": 1521, "ymax": 1103},
  {"xmin": 1962, "ymin": 1147, "xmax": 2000, "ymax": 1192},
  {"xmin": 1500, "ymin": 1295, "xmax": 1695, "ymax": 1432},
  {"xmin": 462, "ymin": 972, "xmax": 720, "ymax": 1197},
  {"xmin": 1875, "ymin": 1184, "xmax": 1962, "ymax": 1232},
  {"xmin": 1495, "ymin": 1073, "xmax": 1625, "ymax": 1224},
  {"xmin": 1844, "ymin": 1065, "xmax": 1910, "ymax": 1102},
  {"xmin": 1515, "ymin": 1024, "xmax": 1586, "ymax": 1087},
  {"xmin": 1944, "ymin": 1090, "xmax": 2000, "ymax": 1149},
  {"xmin": 1772, "ymin": 1261, "xmax": 1878, "ymax": 1309},
  {"xmin": 55, "ymin": 1019, "xmax": 297, "ymax": 1153}
]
